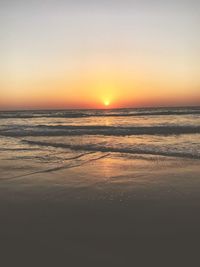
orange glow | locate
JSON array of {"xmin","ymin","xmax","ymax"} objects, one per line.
[
  {"xmin": 1, "ymin": 66, "xmax": 200, "ymax": 110},
  {"xmin": 0, "ymin": 2, "xmax": 199, "ymax": 111}
]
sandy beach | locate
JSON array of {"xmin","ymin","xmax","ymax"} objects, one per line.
[{"xmin": 1, "ymin": 153, "xmax": 200, "ymax": 266}]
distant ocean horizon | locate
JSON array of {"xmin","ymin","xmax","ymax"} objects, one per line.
[{"xmin": 1, "ymin": 104, "xmax": 200, "ymax": 112}]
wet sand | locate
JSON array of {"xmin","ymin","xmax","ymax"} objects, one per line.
[{"xmin": 0, "ymin": 154, "xmax": 200, "ymax": 266}]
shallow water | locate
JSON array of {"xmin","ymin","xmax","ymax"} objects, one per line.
[{"xmin": 0, "ymin": 107, "xmax": 200, "ymax": 166}]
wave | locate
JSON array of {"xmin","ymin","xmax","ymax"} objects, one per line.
[
  {"xmin": 1, "ymin": 125, "xmax": 200, "ymax": 137},
  {"xmin": 23, "ymin": 140, "xmax": 200, "ymax": 159},
  {"xmin": 0, "ymin": 107, "xmax": 200, "ymax": 119}
]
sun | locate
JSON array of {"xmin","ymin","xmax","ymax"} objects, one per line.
[{"xmin": 104, "ymin": 99, "xmax": 110, "ymax": 107}]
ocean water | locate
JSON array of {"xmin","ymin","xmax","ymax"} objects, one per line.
[{"xmin": 0, "ymin": 106, "xmax": 200, "ymax": 180}]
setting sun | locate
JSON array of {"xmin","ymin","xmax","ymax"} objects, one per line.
[{"xmin": 104, "ymin": 100, "xmax": 110, "ymax": 107}]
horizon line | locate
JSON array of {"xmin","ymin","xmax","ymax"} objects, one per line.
[{"xmin": 0, "ymin": 104, "xmax": 200, "ymax": 112}]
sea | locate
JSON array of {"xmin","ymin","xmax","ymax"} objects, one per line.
[{"xmin": 0, "ymin": 106, "xmax": 200, "ymax": 179}]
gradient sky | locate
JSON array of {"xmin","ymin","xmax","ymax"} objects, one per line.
[{"xmin": 0, "ymin": 0, "xmax": 200, "ymax": 109}]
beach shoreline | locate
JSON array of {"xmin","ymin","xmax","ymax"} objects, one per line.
[{"xmin": 0, "ymin": 154, "xmax": 200, "ymax": 266}]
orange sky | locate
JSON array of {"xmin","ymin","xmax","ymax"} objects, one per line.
[{"xmin": 0, "ymin": 1, "xmax": 199, "ymax": 110}]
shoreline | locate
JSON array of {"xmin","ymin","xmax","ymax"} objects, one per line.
[{"xmin": 0, "ymin": 154, "xmax": 200, "ymax": 266}]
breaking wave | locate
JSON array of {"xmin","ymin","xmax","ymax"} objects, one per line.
[
  {"xmin": 1, "ymin": 125, "xmax": 200, "ymax": 137},
  {"xmin": 0, "ymin": 107, "xmax": 200, "ymax": 119}
]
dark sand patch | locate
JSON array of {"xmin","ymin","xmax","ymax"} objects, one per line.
[{"xmin": 0, "ymin": 155, "xmax": 200, "ymax": 266}]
